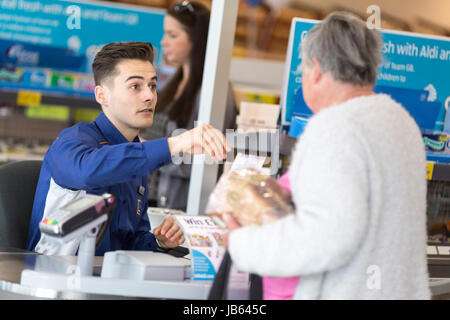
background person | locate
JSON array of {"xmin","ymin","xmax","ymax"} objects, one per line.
[
  {"xmin": 140, "ymin": 0, "xmax": 237, "ymax": 211},
  {"xmin": 223, "ymin": 12, "xmax": 430, "ymax": 299}
]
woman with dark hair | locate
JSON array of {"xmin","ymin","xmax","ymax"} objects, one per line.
[{"xmin": 141, "ymin": 1, "xmax": 237, "ymax": 211}]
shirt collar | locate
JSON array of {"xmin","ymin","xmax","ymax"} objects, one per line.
[{"xmin": 94, "ymin": 112, "xmax": 140, "ymax": 145}]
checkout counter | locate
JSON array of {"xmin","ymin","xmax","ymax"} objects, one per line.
[
  {"xmin": 0, "ymin": 247, "xmax": 248, "ymax": 300},
  {"xmin": 0, "ymin": 195, "xmax": 248, "ymax": 300},
  {"xmin": 2, "ymin": 248, "xmax": 450, "ymax": 300},
  {"xmin": 0, "ymin": 247, "xmax": 128, "ymax": 299},
  {"xmin": 1, "ymin": 195, "xmax": 449, "ymax": 300}
]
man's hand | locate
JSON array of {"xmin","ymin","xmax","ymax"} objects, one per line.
[
  {"xmin": 167, "ymin": 124, "xmax": 231, "ymax": 161},
  {"xmin": 153, "ymin": 216, "xmax": 185, "ymax": 248}
]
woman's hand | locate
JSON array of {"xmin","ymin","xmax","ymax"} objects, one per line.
[{"xmin": 222, "ymin": 213, "xmax": 241, "ymax": 247}]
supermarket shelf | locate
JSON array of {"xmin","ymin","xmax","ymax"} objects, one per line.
[
  {"xmin": 275, "ymin": 138, "xmax": 450, "ymax": 181},
  {"xmin": 0, "ymin": 153, "xmax": 44, "ymax": 163},
  {"xmin": 428, "ymin": 255, "xmax": 450, "ymax": 278},
  {"xmin": 280, "ymin": 135, "xmax": 297, "ymax": 156},
  {"xmin": 0, "ymin": 88, "xmax": 99, "ymax": 109},
  {"xmin": 277, "ymin": 136, "xmax": 450, "ymax": 181}
]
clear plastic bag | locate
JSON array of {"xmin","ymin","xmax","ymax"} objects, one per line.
[{"xmin": 206, "ymin": 168, "xmax": 294, "ymax": 226}]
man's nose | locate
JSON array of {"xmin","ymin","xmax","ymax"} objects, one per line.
[{"xmin": 143, "ymin": 86, "xmax": 155, "ymax": 102}]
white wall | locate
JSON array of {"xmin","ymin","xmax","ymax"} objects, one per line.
[{"xmin": 229, "ymin": 57, "xmax": 285, "ymax": 91}]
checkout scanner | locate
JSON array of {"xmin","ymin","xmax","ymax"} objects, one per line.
[{"xmin": 17, "ymin": 194, "xmax": 249, "ymax": 299}]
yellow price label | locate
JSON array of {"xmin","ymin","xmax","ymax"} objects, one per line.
[
  {"xmin": 17, "ymin": 90, "xmax": 42, "ymax": 107},
  {"xmin": 426, "ymin": 162, "xmax": 434, "ymax": 180}
]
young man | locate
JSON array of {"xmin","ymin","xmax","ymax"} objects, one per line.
[
  {"xmin": 223, "ymin": 12, "xmax": 430, "ymax": 299},
  {"xmin": 26, "ymin": 42, "xmax": 230, "ymax": 256}
]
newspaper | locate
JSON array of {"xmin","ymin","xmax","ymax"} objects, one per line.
[{"xmin": 173, "ymin": 215, "xmax": 248, "ymax": 284}]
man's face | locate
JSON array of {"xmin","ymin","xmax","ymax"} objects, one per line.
[{"xmin": 98, "ymin": 59, "xmax": 157, "ymax": 138}]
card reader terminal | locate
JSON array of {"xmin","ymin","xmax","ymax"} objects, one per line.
[{"xmin": 39, "ymin": 193, "xmax": 116, "ymax": 238}]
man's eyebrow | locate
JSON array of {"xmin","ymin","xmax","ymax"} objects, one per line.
[
  {"xmin": 125, "ymin": 75, "xmax": 157, "ymax": 82},
  {"xmin": 125, "ymin": 75, "xmax": 144, "ymax": 82}
]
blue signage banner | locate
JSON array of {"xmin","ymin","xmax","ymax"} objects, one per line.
[
  {"xmin": 281, "ymin": 18, "xmax": 450, "ymax": 132},
  {"xmin": 0, "ymin": 0, "xmax": 165, "ymax": 97}
]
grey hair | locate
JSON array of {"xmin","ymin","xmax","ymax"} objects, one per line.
[{"xmin": 301, "ymin": 11, "xmax": 383, "ymax": 86}]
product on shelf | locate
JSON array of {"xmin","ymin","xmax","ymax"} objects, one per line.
[{"xmin": 423, "ymin": 132, "xmax": 450, "ymax": 154}]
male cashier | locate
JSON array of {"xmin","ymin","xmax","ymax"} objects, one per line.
[{"xmin": 26, "ymin": 42, "xmax": 230, "ymax": 255}]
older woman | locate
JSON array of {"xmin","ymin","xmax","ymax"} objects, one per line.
[{"xmin": 224, "ymin": 11, "xmax": 430, "ymax": 300}]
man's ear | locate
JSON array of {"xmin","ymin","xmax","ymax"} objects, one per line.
[{"xmin": 94, "ymin": 85, "xmax": 109, "ymax": 107}]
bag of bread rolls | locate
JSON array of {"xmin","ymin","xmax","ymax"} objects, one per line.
[{"xmin": 206, "ymin": 168, "xmax": 294, "ymax": 226}]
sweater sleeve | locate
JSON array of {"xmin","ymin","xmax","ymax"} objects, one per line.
[{"xmin": 228, "ymin": 115, "xmax": 370, "ymax": 277}]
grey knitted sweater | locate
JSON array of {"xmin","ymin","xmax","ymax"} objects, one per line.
[{"xmin": 228, "ymin": 94, "xmax": 431, "ymax": 299}]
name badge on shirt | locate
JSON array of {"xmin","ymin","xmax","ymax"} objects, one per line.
[{"xmin": 138, "ymin": 185, "xmax": 145, "ymax": 196}]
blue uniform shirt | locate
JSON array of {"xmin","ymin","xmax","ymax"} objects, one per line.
[{"xmin": 26, "ymin": 112, "xmax": 172, "ymax": 256}]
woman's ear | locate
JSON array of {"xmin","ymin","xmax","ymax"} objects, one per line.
[
  {"xmin": 94, "ymin": 85, "xmax": 109, "ymax": 107},
  {"xmin": 310, "ymin": 58, "xmax": 322, "ymax": 84}
]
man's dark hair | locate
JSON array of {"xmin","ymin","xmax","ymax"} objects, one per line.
[{"xmin": 92, "ymin": 42, "xmax": 154, "ymax": 85}]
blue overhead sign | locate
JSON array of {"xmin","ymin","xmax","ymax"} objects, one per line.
[
  {"xmin": 0, "ymin": 0, "xmax": 166, "ymax": 97},
  {"xmin": 281, "ymin": 18, "xmax": 450, "ymax": 132},
  {"xmin": 0, "ymin": 0, "xmax": 165, "ymax": 70}
]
